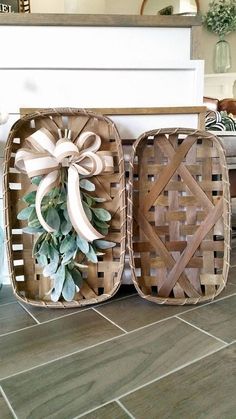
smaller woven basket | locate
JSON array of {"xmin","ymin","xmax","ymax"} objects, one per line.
[
  {"xmin": 3, "ymin": 108, "xmax": 126, "ymax": 308},
  {"xmin": 128, "ymin": 128, "xmax": 231, "ymax": 305}
]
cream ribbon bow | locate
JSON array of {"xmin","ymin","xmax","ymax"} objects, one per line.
[{"xmin": 15, "ymin": 127, "xmax": 114, "ymax": 242}]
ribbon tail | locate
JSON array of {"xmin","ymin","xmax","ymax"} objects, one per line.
[
  {"xmin": 67, "ymin": 166, "xmax": 103, "ymax": 242},
  {"xmin": 35, "ymin": 170, "xmax": 60, "ymax": 233}
]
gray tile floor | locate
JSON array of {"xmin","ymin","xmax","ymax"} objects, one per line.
[{"xmin": 0, "ymin": 270, "xmax": 236, "ymax": 418}]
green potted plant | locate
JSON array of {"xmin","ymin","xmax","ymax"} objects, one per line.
[{"xmin": 203, "ymin": 0, "xmax": 236, "ymax": 73}]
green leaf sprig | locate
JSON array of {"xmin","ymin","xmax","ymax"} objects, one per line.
[
  {"xmin": 17, "ymin": 173, "xmax": 115, "ymax": 302},
  {"xmin": 203, "ymin": 0, "xmax": 236, "ymax": 38}
]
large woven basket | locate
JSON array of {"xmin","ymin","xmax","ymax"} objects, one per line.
[
  {"xmin": 128, "ymin": 128, "xmax": 231, "ymax": 305},
  {"xmin": 3, "ymin": 108, "xmax": 126, "ymax": 307}
]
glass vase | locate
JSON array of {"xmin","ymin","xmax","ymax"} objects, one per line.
[{"xmin": 214, "ymin": 38, "xmax": 231, "ymax": 73}]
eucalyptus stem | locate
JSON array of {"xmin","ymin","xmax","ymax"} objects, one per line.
[{"xmin": 17, "ymin": 175, "xmax": 115, "ymax": 302}]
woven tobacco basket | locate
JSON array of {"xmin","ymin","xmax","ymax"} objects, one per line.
[
  {"xmin": 3, "ymin": 108, "xmax": 126, "ymax": 307},
  {"xmin": 128, "ymin": 128, "xmax": 231, "ymax": 305}
]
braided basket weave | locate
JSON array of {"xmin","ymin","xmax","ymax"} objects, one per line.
[
  {"xmin": 128, "ymin": 128, "xmax": 231, "ymax": 305},
  {"xmin": 3, "ymin": 108, "xmax": 126, "ymax": 308}
]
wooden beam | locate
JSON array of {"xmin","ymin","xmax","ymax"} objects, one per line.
[
  {"xmin": 20, "ymin": 106, "xmax": 206, "ymax": 116},
  {"xmin": 0, "ymin": 13, "xmax": 202, "ymax": 27}
]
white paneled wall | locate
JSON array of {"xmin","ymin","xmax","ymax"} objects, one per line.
[
  {"xmin": 0, "ymin": 27, "xmax": 191, "ymax": 67},
  {"xmin": 204, "ymin": 73, "xmax": 236, "ymax": 99},
  {"xmin": 0, "ymin": 66, "xmax": 203, "ymax": 111},
  {"xmin": 0, "ymin": 22, "xmax": 204, "ymax": 284},
  {"xmin": 110, "ymin": 114, "xmax": 200, "ymax": 139}
]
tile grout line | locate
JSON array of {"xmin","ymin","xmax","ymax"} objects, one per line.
[
  {"xmin": 0, "ymin": 303, "xmax": 226, "ymax": 381},
  {"xmin": 0, "ymin": 300, "xmax": 231, "ymax": 381},
  {"xmin": 114, "ymin": 344, "xmax": 229, "ymax": 405},
  {"xmin": 0, "ymin": 385, "xmax": 18, "ymax": 419},
  {"xmin": 0, "ymin": 286, "xmax": 234, "ymax": 326},
  {"xmin": 72, "ymin": 344, "xmax": 229, "ymax": 419},
  {"xmin": 0, "ymin": 314, "xmax": 183, "ymax": 381},
  {"xmin": 97, "ymin": 293, "xmax": 138, "ymax": 307},
  {"xmin": 0, "ymin": 304, "xmax": 111, "ymax": 338},
  {"xmin": 0, "ymin": 322, "xmax": 40, "ymax": 339},
  {"xmin": 0, "ymin": 331, "xmax": 125, "ymax": 382},
  {"xmin": 73, "ymin": 399, "xmax": 136, "ymax": 419},
  {"xmin": 73, "ymin": 400, "xmax": 114, "ymax": 419},
  {"xmin": 116, "ymin": 399, "xmax": 136, "ymax": 419},
  {"xmin": 0, "ymin": 301, "xmax": 17, "ymax": 308},
  {"xmin": 0, "ymin": 289, "xmax": 228, "ymax": 337},
  {"xmin": 175, "ymin": 316, "xmax": 228, "ymax": 345},
  {"xmin": 32, "ymin": 306, "xmax": 91, "ymax": 324},
  {"xmin": 30, "ymin": 292, "xmax": 137, "ymax": 325},
  {"xmin": 0, "ymin": 292, "xmax": 138, "ymax": 329},
  {"xmin": 92, "ymin": 307, "xmax": 128, "ymax": 334},
  {"xmin": 18, "ymin": 302, "xmax": 40, "ymax": 325},
  {"xmin": 227, "ymin": 341, "xmax": 236, "ymax": 346},
  {"xmin": 0, "ymin": 317, "xmax": 183, "ymax": 381},
  {"xmin": 176, "ymin": 292, "xmax": 236, "ymax": 316}
]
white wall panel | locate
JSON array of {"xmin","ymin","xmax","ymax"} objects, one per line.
[
  {"xmin": 110, "ymin": 114, "xmax": 200, "ymax": 139},
  {"xmin": 0, "ymin": 64, "xmax": 203, "ymax": 112},
  {"xmin": 0, "ymin": 26, "xmax": 191, "ymax": 68},
  {"xmin": 204, "ymin": 73, "xmax": 236, "ymax": 100},
  {"xmin": 0, "ymin": 114, "xmax": 19, "ymax": 157}
]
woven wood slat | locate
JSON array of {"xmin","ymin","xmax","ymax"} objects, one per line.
[
  {"xmin": 128, "ymin": 128, "xmax": 231, "ymax": 305},
  {"xmin": 3, "ymin": 108, "xmax": 126, "ymax": 308}
]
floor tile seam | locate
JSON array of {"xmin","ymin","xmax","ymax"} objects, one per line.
[
  {"xmin": 0, "ymin": 314, "xmax": 184, "ymax": 381},
  {"xmin": 175, "ymin": 315, "xmax": 229, "ymax": 345},
  {"xmin": 71, "ymin": 345, "xmax": 229, "ymax": 419},
  {"xmin": 0, "ymin": 322, "xmax": 40, "ymax": 338},
  {"xmin": 96, "ymin": 293, "xmax": 138, "ymax": 308},
  {"xmin": 174, "ymin": 292, "xmax": 236, "ymax": 316},
  {"xmin": 20, "ymin": 293, "xmax": 138, "ymax": 325},
  {"xmin": 113, "ymin": 311, "xmax": 198, "ymax": 335},
  {"xmin": 92, "ymin": 307, "xmax": 128, "ymax": 333},
  {"xmin": 73, "ymin": 399, "xmax": 136, "ymax": 419},
  {"xmin": 116, "ymin": 399, "xmax": 136, "ymax": 419},
  {"xmin": 18, "ymin": 302, "xmax": 40, "ymax": 324},
  {"xmin": 0, "ymin": 306, "xmax": 95, "ymax": 336},
  {"xmin": 115, "ymin": 344, "xmax": 229, "ymax": 405},
  {"xmin": 0, "ymin": 309, "xmax": 209, "ymax": 377},
  {"xmin": 1, "ymin": 310, "xmax": 225, "ymax": 382},
  {"xmin": 73, "ymin": 400, "xmax": 115, "ymax": 419},
  {"xmin": 40, "ymin": 293, "xmax": 138, "ymax": 322},
  {"xmin": 29, "ymin": 306, "xmax": 91, "ymax": 324},
  {"xmin": 0, "ymin": 301, "xmax": 17, "ymax": 308},
  {"xmin": 0, "ymin": 330, "xmax": 126, "ymax": 382},
  {"xmin": 0, "ymin": 385, "xmax": 18, "ymax": 419}
]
